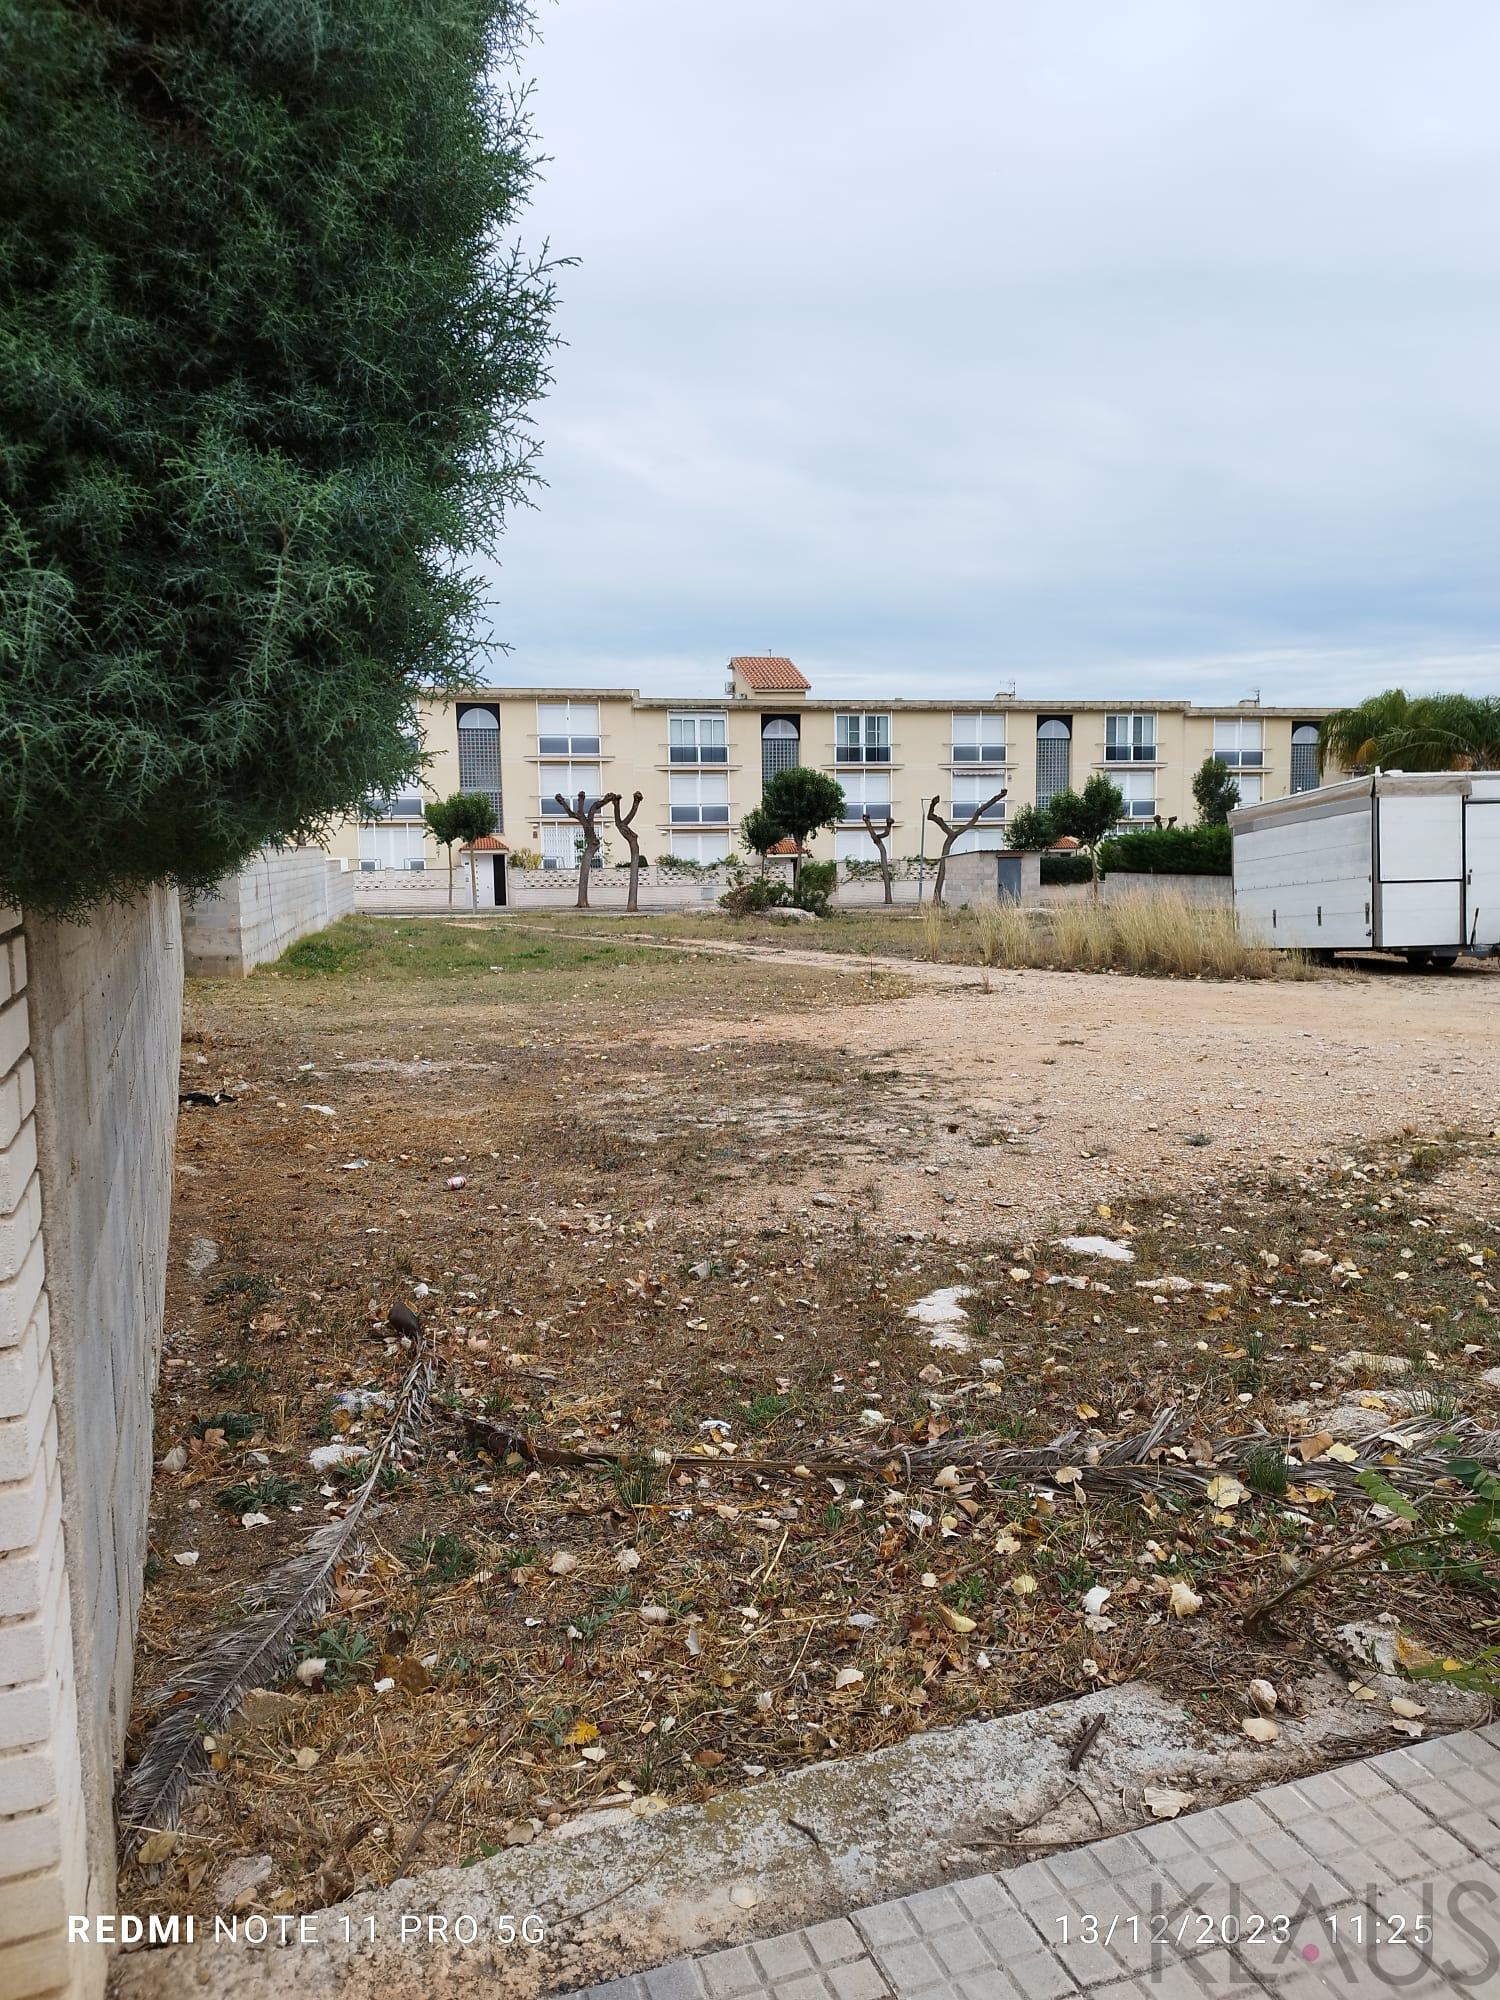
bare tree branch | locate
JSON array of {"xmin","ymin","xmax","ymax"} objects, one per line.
[
  {"xmin": 552, "ymin": 790, "xmax": 607, "ymax": 909},
  {"xmin": 608, "ymin": 790, "xmax": 644, "ymax": 913},
  {"xmin": 862, "ymin": 811, "xmax": 896, "ymax": 904},
  {"xmin": 926, "ymin": 791, "xmax": 1007, "ymax": 905}
]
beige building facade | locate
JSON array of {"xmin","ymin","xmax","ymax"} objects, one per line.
[{"xmin": 322, "ymin": 656, "xmax": 1331, "ymax": 880}]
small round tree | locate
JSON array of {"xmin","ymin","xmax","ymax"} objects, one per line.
[
  {"xmin": 1191, "ymin": 755, "xmax": 1241, "ymax": 826},
  {"xmin": 424, "ymin": 791, "xmax": 495, "ymax": 906},
  {"xmin": 1005, "ymin": 804, "xmax": 1056, "ymax": 852},
  {"xmin": 738, "ymin": 803, "xmax": 782, "ymax": 877},
  {"xmin": 1047, "ymin": 774, "xmax": 1125, "ymax": 893},
  {"xmin": 759, "ymin": 768, "xmax": 846, "ymax": 886}
]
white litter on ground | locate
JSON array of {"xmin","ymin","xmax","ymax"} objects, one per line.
[
  {"xmin": 905, "ymin": 1286, "xmax": 974, "ymax": 1353},
  {"xmin": 1056, "ymin": 1236, "xmax": 1136, "ymax": 1263}
]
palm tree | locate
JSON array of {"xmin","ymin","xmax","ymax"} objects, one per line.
[{"xmin": 1320, "ymin": 690, "xmax": 1500, "ymax": 775}]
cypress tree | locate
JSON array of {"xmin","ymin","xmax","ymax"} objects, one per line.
[{"xmin": 0, "ymin": 0, "xmax": 556, "ymax": 913}]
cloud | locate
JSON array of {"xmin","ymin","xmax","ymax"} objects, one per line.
[{"xmin": 481, "ymin": 0, "xmax": 1500, "ymax": 702}]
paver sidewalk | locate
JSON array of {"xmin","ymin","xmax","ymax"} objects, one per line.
[{"xmin": 561, "ymin": 1725, "xmax": 1500, "ymax": 1998}]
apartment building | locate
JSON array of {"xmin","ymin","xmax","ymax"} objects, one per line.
[{"xmin": 329, "ymin": 656, "xmax": 1329, "ymax": 875}]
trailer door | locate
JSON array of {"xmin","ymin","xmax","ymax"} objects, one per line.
[
  {"xmin": 1465, "ymin": 798, "xmax": 1500, "ymax": 951},
  {"xmin": 1375, "ymin": 793, "xmax": 1463, "ymax": 949}
]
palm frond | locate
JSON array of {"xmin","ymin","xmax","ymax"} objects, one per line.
[{"xmin": 121, "ymin": 1342, "xmax": 433, "ymax": 1849}]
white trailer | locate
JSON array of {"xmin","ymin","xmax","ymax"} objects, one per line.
[{"xmin": 1231, "ymin": 771, "xmax": 1500, "ymax": 965}]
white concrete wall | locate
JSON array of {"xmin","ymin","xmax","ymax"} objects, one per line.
[
  {"xmin": 180, "ymin": 850, "xmax": 355, "ymax": 976},
  {"xmin": 1, "ymin": 890, "xmax": 182, "ymax": 2000}
]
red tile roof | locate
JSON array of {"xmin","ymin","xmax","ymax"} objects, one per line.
[
  {"xmin": 767, "ymin": 837, "xmax": 800, "ymax": 855},
  {"xmin": 464, "ymin": 835, "xmax": 510, "ymax": 851},
  {"xmin": 731, "ymin": 655, "xmax": 811, "ymax": 692}
]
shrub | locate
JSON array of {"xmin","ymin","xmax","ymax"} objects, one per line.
[
  {"xmin": 1040, "ymin": 851, "xmax": 1094, "ymax": 885},
  {"xmin": 793, "ymin": 859, "xmax": 837, "ymax": 914},
  {"xmin": 719, "ymin": 878, "xmax": 776, "ymax": 916},
  {"xmin": 0, "ymin": 2, "xmax": 556, "ymax": 914},
  {"xmin": 1099, "ymin": 825, "xmax": 1232, "ymax": 876}
]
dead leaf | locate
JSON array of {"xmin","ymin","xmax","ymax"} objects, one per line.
[
  {"xmin": 1242, "ymin": 1716, "xmax": 1280, "ymax": 1743},
  {"xmin": 1168, "ymin": 1580, "xmax": 1203, "ymax": 1618},
  {"xmin": 1143, "ymin": 1785, "xmax": 1193, "ymax": 1820}
]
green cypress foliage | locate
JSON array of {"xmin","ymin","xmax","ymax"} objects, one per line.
[{"xmin": 0, "ymin": 1, "xmax": 556, "ymax": 913}]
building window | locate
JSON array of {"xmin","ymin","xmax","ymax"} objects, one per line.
[
  {"xmin": 836, "ymin": 827, "xmax": 885, "ymax": 862},
  {"xmin": 762, "ymin": 716, "xmax": 800, "ymax": 784},
  {"xmin": 540, "ymin": 764, "xmax": 604, "ymax": 814},
  {"xmin": 835, "ymin": 713, "xmax": 891, "ymax": 763},
  {"xmin": 359, "ymin": 824, "xmax": 427, "ymax": 870},
  {"xmin": 671, "ymin": 832, "xmax": 730, "ymax": 863},
  {"xmin": 540, "ymin": 822, "xmax": 584, "ymax": 868},
  {"xmin": 456, "ymin": 704, "xmax": 502, "ymax": 831},
  {"xmin": 1035, "ymin": 716, "xmax": 1072, "ymax": 809},
  {"xmin": 952, "ymin": 774, "xmax": 1007, "ymax": 825},
  {"xmin": 1114, "ymin": 770, "xmax": 1157, "ymax": 820},
  {"xmin": 668, "ymin": 713, "xmax": 728, "ymax": 763},
  {"xmin": 839, "ymin": 772, "xmax": 892, "ymax": 822},
  {"xmin": 1213, "ymin": 718, "xmax": 1264, "ymax": 768},
  {"xmin": 951, "ymin": 714, "xmax": 1005, "ymax": 764},
  {"xmin": 363, "ymin": 793, "xmax": 425, "ymax": 820},
  {"xmin": 1291, "ymin": 723, "xmax": 1320, "ymax": 793},
  {"xmin": 669, "ymin": 772, "xmax": 730, "ymax": 824},
  {"xmin": 1235, "ymin": 772, "xmax": 1264, "ymax": 806},
  {"xmin": 536, "ymin": 699, "xmax": 601, "ymax": 757},
  {"xmin": 1105, "ymin": 713, "xmax": 1156, "ymax": 762}
]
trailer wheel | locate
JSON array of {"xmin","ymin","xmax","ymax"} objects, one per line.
[
  {"xmin": 1429, "ymin": 952, "xmax": 1460, "ymax": 973},
  {"xmin": 1403, "ymin": 950, "xmax": 1433, "ymax": 969}
]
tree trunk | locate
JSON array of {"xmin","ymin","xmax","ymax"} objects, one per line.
[
  {"xmin": 576, "ymin": 834, "xmax": 594, "ymax": 909},
  {"xmin": 446, "ymin": 846, "xmax": 455, "ymax": 907},
  {"xmin": 625, "ymin": 837, "xmax": 640, "ymax": 913},
  {"xmin": 468, "ymin": 850, "xmax": 478, "ymax": 911},
  {"xmin": 864, "ymin": 814, "xmax": 894, "ymax": 904}
]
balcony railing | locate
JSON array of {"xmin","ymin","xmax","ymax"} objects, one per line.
[
  {"xmin": 952, "ymin": 743, "xmax": 1006, "ymax": 764},
  {"xmin": 669, "ymin": 743, "xmax": 728, "ymax": 763},
  {"xmin": 1104, "ymin": 743, "xmax": 1157, "ymax": 762},
  {"xmin": 537, "ymin": 735, "xmax": 601, "ymax": 757},
  {"xmin": 362, "ymin": 794, "xmax": 425, "ymax": 820}
]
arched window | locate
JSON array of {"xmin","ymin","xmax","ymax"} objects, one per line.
[
  {"xmin": 1290, "ymin": 722, "xmax": 1320, "ymax": 794},
  {"xmin": 761, "ymin": 716, "xmax": 800, "ymax": 784},
  {"xmin": 1035, "ymin": 716, "xmax": 1072, "ymax": 809},
  {"xmin": 457, "ymin": 704, "xmax": 503, "ymax": 828}
]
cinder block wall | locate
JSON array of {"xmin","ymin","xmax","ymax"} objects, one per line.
[
  {"xmin": 0, "ymin": 892, "xmax": 182, "ymax": 2000},
  {"xmin": 180, "ymin": 849, "xmax": 355, "ymax": 977}
]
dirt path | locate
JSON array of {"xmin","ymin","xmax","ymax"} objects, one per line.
[{"xmin": 550, "ymin": 926, "xmax": 1499, "ymax": 1238}]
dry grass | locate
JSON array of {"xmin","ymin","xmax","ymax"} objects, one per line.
[
  {"xmin": 122, "ymin": 920, "xmax": 1500, "ymax": 1924},
  {"xmin": 548, "ymin": 898, "xmax": 1319, "ymax": 981},
  {"xmin": 966, "ymin": 889, "xmax": 1309, "ymax": 980}
]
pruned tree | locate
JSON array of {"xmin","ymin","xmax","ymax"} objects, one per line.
[
  {"xmin": 925, "ymin": 791, "xmax": 1007, "ymax": 906},
  {"xmin": 609, "ymin": 790, "xmax": 645, "ymax": 912},
  {"xmin": 552, "ymin": 790, "xmax": 607, "ymax": 909},
  {"xmin": 862, "ymin": 811, "xmax": 896, "ymax": 904}
]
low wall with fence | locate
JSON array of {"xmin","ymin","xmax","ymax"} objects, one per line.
[{"xmin": 180, "ymin": 850, "xmax": 355, "ymax": 976}]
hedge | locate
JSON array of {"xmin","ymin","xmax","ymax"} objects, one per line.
[{"xmin": 1097, "ymin": 824, "xmax": 1232, "ymax": 876}]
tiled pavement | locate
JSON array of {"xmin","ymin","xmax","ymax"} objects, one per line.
[{"xmin": 560, "ymin": 1725, "xmax": 1500, "ymax": 1998}]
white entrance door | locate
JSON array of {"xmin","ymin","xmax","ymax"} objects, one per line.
[{"xmin": 1465, "ymin": 801, "xmax": 1500, "ymax": 950}]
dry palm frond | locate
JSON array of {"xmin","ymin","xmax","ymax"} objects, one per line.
[
  {"xmin": 121, "ymin": 1342, "xmax": 433, "ymax": 1851},
  {"xmin": 452, "ymin": 1404, "xmax": 1500, "ymax": 1507}
]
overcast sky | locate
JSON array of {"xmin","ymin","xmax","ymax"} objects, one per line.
[{"xmin": 480, "ymin": 0, "xmax": 1500, "ymax": 704}]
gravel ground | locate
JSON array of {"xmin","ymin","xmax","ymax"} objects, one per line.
[{"xmin": 632, "ymin": 942, "xmax": 1500, "ymax": 1239}]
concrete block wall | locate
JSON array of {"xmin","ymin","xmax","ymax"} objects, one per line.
[
  {"xmin": 180, "ymin": 849, "xmax": 355, "ymax": 976},
  {"xmin": 1, "ymin": 892, "xmax": 182, "ymax": 2000}
]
